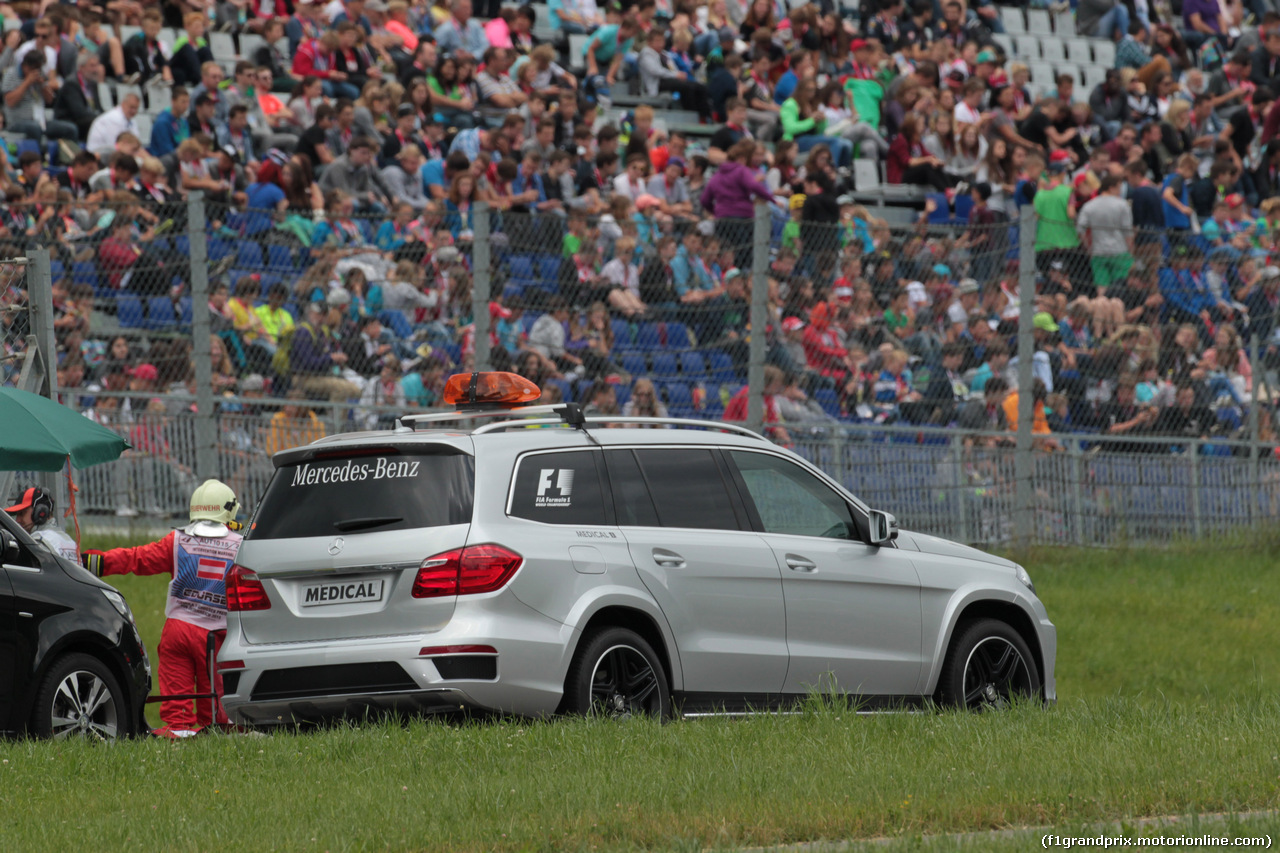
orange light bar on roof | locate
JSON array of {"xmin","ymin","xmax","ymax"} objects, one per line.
[{"xmin": 442, "ymin": 372, "xmax": 542, "ymax": 409}]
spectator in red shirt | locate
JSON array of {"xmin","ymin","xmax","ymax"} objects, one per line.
[
  {"xmin": 97, "ymin": 218, "xmax": 139, "ymax": 290},
  {"xmin": 724, "ymin": 365, "xmax": 791, "ymax": 444}
]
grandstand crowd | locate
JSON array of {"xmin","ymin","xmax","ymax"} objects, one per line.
[{"xmin": 2, "ymin": 0, "xmax": 1280, "ymax": 449}]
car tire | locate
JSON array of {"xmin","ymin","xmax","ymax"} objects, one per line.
[
  {"xmin": 29, "ymin": 653, "xmax": 132, "ymax": 740},
  {"xmin": 935, "ymin": 618, "xmax": 1041, "ymax": 711},
  {"xmin": 562, "ymin": 628, "xmax": 671, "ymax": 719}
]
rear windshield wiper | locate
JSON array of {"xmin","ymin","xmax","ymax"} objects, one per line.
[{"xmin": 333, "ymin": 516, "xmax": 404, "ymax": 532}]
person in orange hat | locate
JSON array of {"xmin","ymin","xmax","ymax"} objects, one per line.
[{"xmin": 5, "ymin": 486, "xmax": 78, "ymax": 562}]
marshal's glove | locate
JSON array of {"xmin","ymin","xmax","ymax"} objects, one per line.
[{"xmin": 81, "ymin": 553, "xmax": 104, "ymax": 577}]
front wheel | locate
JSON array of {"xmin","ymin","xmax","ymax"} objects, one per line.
[
  {"xmin": 29, "ymin": 653, "xmax": 132, "ymax": 740},
  {"xmin": 935, "ymin": 618, "xmax": 1041, "ymax": 711},
  {"xmin": 562, "ymin": 628, "xmax": 671, "ymax": 719}
]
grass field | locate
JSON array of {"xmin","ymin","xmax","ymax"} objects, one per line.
[{"xmin": 1, "ymin": 535, "xmax": 1278, "ymax": 851}]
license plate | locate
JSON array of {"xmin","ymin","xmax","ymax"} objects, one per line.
[{"xmin": 300, "ymin": 578, "xmax": 385, "ymax": 607}]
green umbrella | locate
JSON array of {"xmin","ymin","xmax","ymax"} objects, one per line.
[{"xmin": 0, "ymin": 387, "xmax": 129, "ymax": 472}]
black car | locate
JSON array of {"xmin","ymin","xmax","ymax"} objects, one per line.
[{"xmin": 1, "ymin": 514, "xmax": 150, "ymax": 739}]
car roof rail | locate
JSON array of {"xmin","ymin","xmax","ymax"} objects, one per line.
[
  {"xmin": 472, "ymin": 415, "xmax": 767, "ymax": 440},
  {"xmin": 397, "ymin": 403, "xmax": 575, "ymax": 431},
  {"xmin": 398, "ymin": 405, "xmax": 766, "ymax": 441}
]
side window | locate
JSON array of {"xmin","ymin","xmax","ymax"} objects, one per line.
[
  {"xmin": 509, "ymin": 450, "xmax": 607, "ymax": 525},
  {"xmin": 633, "ymin": 448, "xmax": 741, "ymax": 531},
  {"xmin": 729, "ymin": 451, "xmax": 857, "ymax": 539},
  {"xmin": 604, "ymin": 449, "xmax": 660, "ymax": 527}
]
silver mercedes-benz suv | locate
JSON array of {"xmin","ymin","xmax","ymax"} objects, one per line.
[{"xmin": 219, "ymin": 375, "xmax": 1056, "ymax": 724}]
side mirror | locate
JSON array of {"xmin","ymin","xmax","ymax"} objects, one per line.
[
  {"xmin": 867, "ymin": 510, "xmax": 899, "ymax": 546},
  {"xmin": 1, "ymin": 530, "xmax": 18, "ymax": 565}
]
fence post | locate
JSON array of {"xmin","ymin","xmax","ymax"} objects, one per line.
[
  {"xmin": 187, "ymin": 192, "xmax": 217, "ymax": 483},
  {"xmin": 950, "ymin": 434, "xmax": 968, "ymax": 544},
  {"xmin": 1189, "ymin": 439, "xmax": 1203, "ymax": 539},
  {"xmin": 747, "ymin": 205, "xmax": 770, "ymax": 434},
  {"xmin": 27, "ymin": 249, "xmax": 64, "ymax": 507},
  {"xmin": 473, "ymin": 202, "xmax": 491, "ymax": 373},
  {"xmin": 1069, "ymin": 436, "xmax": 1084, "ymax": 547},
  {"xmin": 1013, "ymin": 205, "xmax": 1036, "ymax": 549}
]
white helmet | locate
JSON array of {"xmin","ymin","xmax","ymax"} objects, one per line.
[{"xmin": 189, "ymin": 479, "xmax": 239, "ymax": 525}]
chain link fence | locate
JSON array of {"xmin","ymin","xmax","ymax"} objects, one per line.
[
  {"xmin": 32, "ymin": 190, "xmax": 1280, "ymax": 549},
  {"xmin": 0, "ymin": 258, "xmax": 31, "ymax": 389}
]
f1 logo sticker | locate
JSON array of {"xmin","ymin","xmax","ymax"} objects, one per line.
[{"xmin": 536, "ymin": 469, "xmax": 575, "ymax": 506}]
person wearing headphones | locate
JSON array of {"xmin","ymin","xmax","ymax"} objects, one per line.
[
  {"xmin": 82, "ymin": 479, "xmax": 244, "ymax": 739},
  {"xmin": 4, "ymin": 486, "xmax": 78, "ymax": 562}
]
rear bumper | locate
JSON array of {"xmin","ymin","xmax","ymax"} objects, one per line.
[{"xmin": 220, "ymin": 599, "xmax": 575, "ymax": 724}]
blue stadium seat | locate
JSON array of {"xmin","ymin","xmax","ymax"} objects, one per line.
[
  {"xmin": 146, "ymin": 297, "xmax": 176, "ymax": 330},
  {"xmin": 178, "ymin": 297, "xmax": 193, "ymax": 326},
  {"xmin": 117, "ymin": 294, "xmax": 145, "ymax": 328},
  {"xmin": 72, "ymin": 261, "xmax": 97, "ymax": 287},
  {"xmin": 665, "ymin": 322, "xmax": 691, "ymax": 349},
  {"xmin": 50, "ymin": 260, "xmax": 65, "ymax": 283},
  {"xmin": 266, "ymin": 244, "xmax": 299, "ymax": 272},
  {"xmin": 664, "ymin": 382, "xmax": 695, "ymax": 416},
  {"xmin": 951, "ymin": 193, "xmax": 974, "ymax": 224},
  {"xmin": 651, "ymin": 353, "xmax": 679, "ymax": 377},
  {"xmin": 537, "ymin": 254, "xmax": 560, "ymax": 282},
  {"xmin": 926, "ymin": 193, "xmax": 950, "ymax": 224},
  {"xmin": 207, "ymin": 238, "xmax": 233, "ymax": 261},
  {"xmin": 441, "ymin": 343, "xmax": 462, "ymax": 365},
  {"xmin": 706, "ymin": 350, "xmax": 737, "ymax": 382},
  {"xmin": 614, "ymin": 384, "xmax": 631, "ymax": 409},
  {"xmin": 236, "ymin": 241, "xmax": 263, "ymax": 270},
  {"xmin": 508, "ymin": 254, "xmax": 535, "ymax": 280},
  {"xmin": 678, "ymin": 351, "xmax": 707, "ymax": 379},
  {"xmin": 635, "ymin": 322, "xmax": 663, "ymax": 349},
  {"xmin": 814, "ymin": 388, "xmax": 841, "ymax": 418},
  {"xmin": 611, "ymin": 319, "xmax": 632, "ymax": 347},
  {"xmin": 175, "ymin": 235, "xmax": 191, "ymax": 256},
  {"xmin": 621, "ymin": 352, "xmax": 647, "ymax": 376},
  {"xmin": 16, "ymin": 139, "xmax": 41, "ymax": 160}
]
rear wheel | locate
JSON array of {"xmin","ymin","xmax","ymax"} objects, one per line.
[
  {"xmin": 29, "ymin": 653, "xmax": 132, "ymax": 740},
  {"xmin": 935, "ymin": 618, "xmax": 1040, "ymax": 711},
  {"xmin": 563, "ymin": 628, "xmax": 671, "ymax": 719}
]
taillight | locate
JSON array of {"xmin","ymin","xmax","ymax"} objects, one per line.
[
  {"xmin": 412, "ymin": 544, "xmax": 523, "ymax": 598},
  {"xmin": 216, "ymin": 659, "xmax": 246, "ymax": 671},
  {"xmin": 226, "ymin": 564, "xmax": 271, "ymax": 611}
]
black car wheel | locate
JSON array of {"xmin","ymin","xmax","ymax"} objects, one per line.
[
  {"xmin": 935, "ymin": 618, "xmax": 1041, "ymax": 711},
  {"xmin": 563, "ymin": 628, "xmax": 671, "ymax": 719},
  {"xmin": 30, "ymin": 653, "xmax": 131, "ymax": 740}
]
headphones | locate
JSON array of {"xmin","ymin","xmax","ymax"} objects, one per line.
[{"xmin": 10, "ymin": 487, "xmax": 54, "ymax": 527}]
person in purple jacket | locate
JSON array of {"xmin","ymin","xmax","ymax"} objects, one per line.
[{"xmin": 701, "ymin": 139, "xmax": 774, "ymax": 268}]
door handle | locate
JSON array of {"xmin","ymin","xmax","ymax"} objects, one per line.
[
  {"xmin": 785, "ymin": 555, "xmax": 817, "ymax": 572},
  {"xmin": 652, "ymin": 549, "xmax": 686, "ymax": 569}
]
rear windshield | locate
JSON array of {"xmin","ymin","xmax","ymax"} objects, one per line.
[{"xmin": 248, "ymin": 449, "xmax": 475, "ymax": 540}]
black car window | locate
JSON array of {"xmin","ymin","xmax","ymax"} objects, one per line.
[
  {"xmin": 604, "ymin": 449, "xmax": 660, "ymax": 528},
  {"xmin": 728, "ymin": 451, "xmax": 857, "ymax": 540},
  {"xmin": 0, "ymin": 517, "xmax": 43, "ymax": 569},
  {"xmin": 250, "ymin": 449, "xmax": 475, "ymax": 540},
  {"xmin": 510, "ymin": 450, "xmax": 607, "ymax": 526},
  {"xmin": 633, "ymin": 448, "xmax": 741, "ymax": 531}
]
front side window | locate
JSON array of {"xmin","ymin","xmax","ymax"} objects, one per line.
[{"xmin": 729, "ymin": 451, "xmax": 856, "ymax": 540}]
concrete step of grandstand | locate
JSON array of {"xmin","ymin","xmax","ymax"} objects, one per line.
[{"xmin": 610, "ymin": 93, "xmax": 675, "ymax": 109}]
